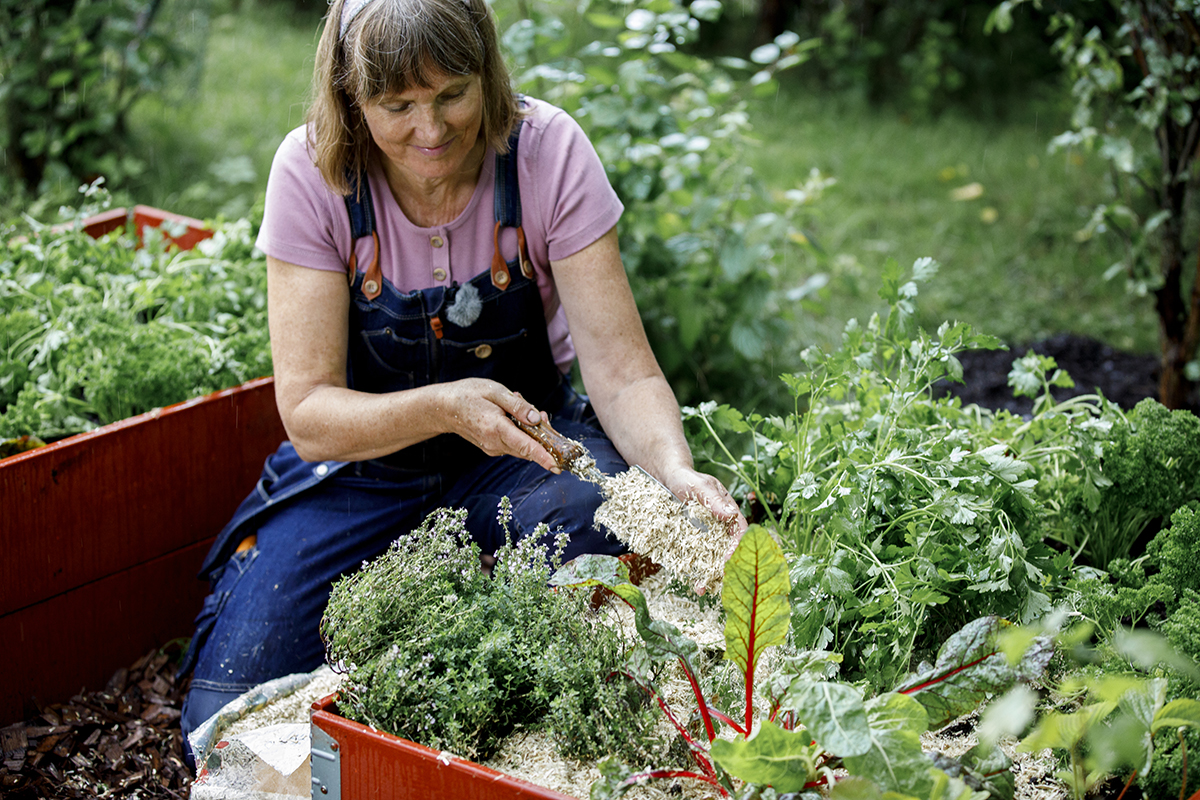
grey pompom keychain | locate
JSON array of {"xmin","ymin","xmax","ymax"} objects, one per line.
[{"xmin": 445, "ymin": 282, "xmax": 482, "ymax": 328}]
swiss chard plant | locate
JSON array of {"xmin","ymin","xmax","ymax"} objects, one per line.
[{"xmin": 552, "ymin": 524, "xmax": 1054, "ymax": 799}]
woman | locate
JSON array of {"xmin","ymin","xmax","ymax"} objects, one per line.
[{"xmin": 179, "ymin": 0, "xmax": 746, "ymax": 755}]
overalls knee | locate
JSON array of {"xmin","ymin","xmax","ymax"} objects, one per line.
[{"xmin": 178, "ymin": 122, "xmax": 627, "ymax": 757}]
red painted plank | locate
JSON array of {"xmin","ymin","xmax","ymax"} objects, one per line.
[
  {"xmin": 0, "ymin": 538, "xmax": 213, "ymax": 724},
  {"xmin": 0, "ymin": 378, "xmax": 286, "ymax": 618},
  {"xmin": 50, "ymin": 204, "xmax": 216, "ymax": 250},
  {"xmin": 312, "ymin": 699, "xmax": 576, "ymax": 800}
]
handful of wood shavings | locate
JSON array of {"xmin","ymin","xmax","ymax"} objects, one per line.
[{"xmin": 594, "ymin": 467, "xmax": 732, "ymax": 596}]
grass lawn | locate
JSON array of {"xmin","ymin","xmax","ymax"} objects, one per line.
[
  {"xmin": 745, "ymin": 84, "xmax": 1159, "ymax": 356},
  {"xmin": 126, "ymin": 1, "xmax": 322, "ymax": 220}
]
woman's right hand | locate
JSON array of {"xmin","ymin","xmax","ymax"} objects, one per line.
[{"xmin": 438, "ymin": 378, "xmax": 562, "ymax": 473}]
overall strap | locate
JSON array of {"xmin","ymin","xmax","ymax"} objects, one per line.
[
  {"xmin": 490, "ymin": 118, "xmax": 534, "ymax": 290},
  {"xmin": 344, "ymin": 170, "xmax": 383, "ymax": 299}
]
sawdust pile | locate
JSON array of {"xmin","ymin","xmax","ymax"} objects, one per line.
[
  {"xmin": 594, "ymin": 468, "xmax": 734, "ymax": 596},
  {"xmin": 919, "ymin": 713, "xmax": 1066, "ymax": 800},
  {"xmin": 484, "ymin": 569, "xmax": 728, "ymax": 800}
]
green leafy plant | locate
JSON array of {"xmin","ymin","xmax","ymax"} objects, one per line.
[
  {"xmin": 1055, "ymin": 399, "xmax": 1200, "ymax": 568},
  {"xmin": 553, "ymin": 525, "xmax": 1053, "ymax": 798},
  {"xmin": 1017, "ymin": 673, "xmax": 1200, "ymax": 799},
  {"xmin": 684, "ymin": 257, "xmax": 1083, "ymax": 687},
  {"xmin": 494, "ymin": 0, "xmax": 829, "ymax": 409},
  {"xmin": 0, "ymin": 187, "xmax": 272, "ymax": 440},
  {"xmin": 781, "ymin": 0, "xmax": 1062, "ymax": 118},
  {"xmin": 321, "ymin": 503, "xmax": 669, "ymax": 766}
]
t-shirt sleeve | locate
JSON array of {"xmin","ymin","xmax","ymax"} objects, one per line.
[
  {"xmin": 525, "ymin": 106, "xmax": 624, "ymax": 263},
  {"xmin": 254, "ymin": 127, "xmax": 351, "ymax": 273}
]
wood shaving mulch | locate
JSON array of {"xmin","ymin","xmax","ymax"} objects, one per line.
[
  {"xmin": 594, "ymin": 467, "xmax": 734, "ymax": 596},
  {"xmin": 0, "ymin": 644, "xmax": 192, "ymax": 799}
]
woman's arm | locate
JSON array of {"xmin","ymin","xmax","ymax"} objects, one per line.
[
  {"xmin": 267, "ymin": 255, "xmax": 561, "ymax": 470},
  {"xmin": 552, "ymin": 227, "xmax": 747, "ymax": 533}
]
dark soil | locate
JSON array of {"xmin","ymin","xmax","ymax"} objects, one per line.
[{"xmin": 937, "ymin": 332, "xmax": 1164, "ymax": 414}]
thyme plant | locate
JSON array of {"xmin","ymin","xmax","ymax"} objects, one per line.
[{"xmin": 321, "ymin": 503, "xmax": 669, "ymax": 765}]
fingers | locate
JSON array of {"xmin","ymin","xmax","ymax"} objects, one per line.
[
  {"xmin": 448, "ymin": 380, "xmax": 560, "ymax": 472},
  {"xmin": 669, "ymin": 470, "xmax": 748, "ymax": 537},
  {"xmin": 506, "ymin": 390, "xmax": 543, "ymax": 427}
]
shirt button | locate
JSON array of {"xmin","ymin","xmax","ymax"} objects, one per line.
[
  {"xmin": 474, "ymin": 344, "xmax": 493, "ymax": 359},
  {"xmin": 433, "ymin": 268, "xmax": 447, "ymax": 281},
  {"xmin": 431, "ymin": 236, "xmax": 444, "ymax": 248}
]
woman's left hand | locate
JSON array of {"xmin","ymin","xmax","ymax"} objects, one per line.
[{"xmin": 660, "ymin": 467, "xmax": 749, "ymax": 542}]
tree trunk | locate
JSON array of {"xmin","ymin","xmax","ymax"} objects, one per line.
[{"xmin": 1153, "ymin": 173, "xmax": 1195, "ymax": 410}]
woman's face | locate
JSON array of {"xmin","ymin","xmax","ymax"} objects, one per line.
[{"xmin": 360, "ymin": 72, "xmax": 485, "ymax": 186}]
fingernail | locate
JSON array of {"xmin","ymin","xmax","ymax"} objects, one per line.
[{"xmin": 526, "ymin": 409, "xmax": 539, "ymax": 424}]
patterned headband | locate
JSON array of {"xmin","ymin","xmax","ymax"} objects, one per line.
[
  {"xmin": 340, "ymin": 0, "xmax": 473, "ymax": 39},
  {"xmin": 339, "ymin": 0, "xmax": 377, "ymax": 39}
]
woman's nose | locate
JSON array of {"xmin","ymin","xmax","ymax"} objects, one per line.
[{"xmin": 414, "ymin": 105, "xmax": 446, "ymax": 142}]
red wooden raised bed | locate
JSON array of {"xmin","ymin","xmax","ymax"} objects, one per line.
[
  {"xmin": 0, "ymin": 207, "xmax": 284, "ymax": 725},
  {"xmin": 310, "ymin": 695, "xmax": 576, "ymax": 800}
]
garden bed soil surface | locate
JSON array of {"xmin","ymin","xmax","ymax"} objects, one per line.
[
  {"xmin": 0, "ymin": 334, "xmax": 1165, "ymax": 799},
  {"xmin": 940, "ymin": 333, "xmax": 1162, "ymax": 413}
]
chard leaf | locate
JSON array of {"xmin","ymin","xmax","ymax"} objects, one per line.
[
  {"xmin": 552, "ymin": 554, "xmax": 701, "ymax": 667},
  {"xmin": 842, "ymin": 692, "xmax": 932, "ymax": 796},
  {"xmin": 779, "ymin": 679, "xmax": 872, "ymax": 756},
  {"xmin": 894, "ymin": 616, "xmax": 1052, "ymax": 729},
  {"xmin": 710, "ymin": 719, "xmax": 819, "ymax": 792},
  {"xmin": 723, "ymin": 524, "xmax": 791, "ymax": 723}
]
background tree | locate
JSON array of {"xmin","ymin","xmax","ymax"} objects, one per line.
[
  {"xmin": 0, "ymin": 0, "xmax": 195, "ymax": 194},
  {"xmin": 991, "ymin": 0, "xmax": 1200, "ymax": 409}
]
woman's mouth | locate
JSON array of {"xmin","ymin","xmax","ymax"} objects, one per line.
[{"xmin": 412, "ymin": 139, "xmax": 455, "ymax": 157}]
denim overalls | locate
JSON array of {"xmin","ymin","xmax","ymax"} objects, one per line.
[{"xmin": 178, "ymin": 122, "xmax": 628, "ymax": 754}]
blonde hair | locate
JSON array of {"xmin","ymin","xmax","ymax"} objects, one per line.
[{"xmin": 308, "ymin": 0, "xmax": 521, "ymax": 196}]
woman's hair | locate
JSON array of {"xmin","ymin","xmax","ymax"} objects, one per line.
[{"xmin": 308, "ymin": 0, "xmax": 521, "ymax": 196}]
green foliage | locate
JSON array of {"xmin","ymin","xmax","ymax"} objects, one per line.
[
  {"xmin": 0, "ymin": 187, "xmax": 272, "ymax": 440},
  {"xmin": 493, "ymin": 0, "xmax": 827, "ymax": 409},
  {"xmin": 1016, "ymin": 672, "xmax": 1200, "ymax": 800},
  {"xmin": 1055, "ymin": 399, "xmax": 1200, "ymax": 568},
  {"xmin": 0, "ymin": 0, "xmax": 202, "ymax": 194},
  {"xmin": 322, "ymin": 505, "xmax": 665, "ymax": 765},
  {"xmin": 783, "ymin": 0, "xmax": 1061, "ymax": 118},
  {"xmin": 684, "ymin": 257, "xmax": 1091, "ymax": 687}
]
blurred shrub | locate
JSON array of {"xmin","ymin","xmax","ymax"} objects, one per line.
[
  {"xmin": 0, "ymin": 0, "xmax": 206, "ymax": 196},
  {"xmin": 495, "ymin": 0, "xmax": 834, "ymax": 410}
]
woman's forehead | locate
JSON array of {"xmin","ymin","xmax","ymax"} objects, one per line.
[{"xmin": 370, "ymin": 71, "xmax": 479, "ymax": 100}]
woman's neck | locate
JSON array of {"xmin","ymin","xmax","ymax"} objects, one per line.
[{"xmin": 380, "ymin": 142, "xmax": 487, "ymax": 228}]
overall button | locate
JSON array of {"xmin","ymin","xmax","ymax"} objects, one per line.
[
  {"xmin": 433, "ymin": 268, "xmax": 447, "ymax": 281},
  {"xmin": 430, "ymin": 236, "xmax": 444, "ymax": 248},
  {"xmin": 474, "ymin": 344, "xmax": 493, "ymax": 359},
  {"xmin": 314, "ymin": 463, "xmax": 330, "ymax": 477},
  {"xmin": 364, "ymin": 279, "xmax": 379, "ymax": 295}
]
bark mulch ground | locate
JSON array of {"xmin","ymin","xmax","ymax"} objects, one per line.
[{"xmin": 0, "ymin": 643, "xmax": 192, "ymax": 799}]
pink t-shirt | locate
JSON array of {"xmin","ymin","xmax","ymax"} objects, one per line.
[{"xmin": 255, "ymin": 98, "xmax": 624, "ymax": 371}]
